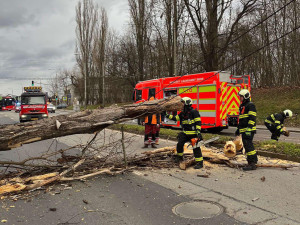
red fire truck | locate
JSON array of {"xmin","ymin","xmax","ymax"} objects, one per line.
[
  {"xmin": 0, "ymin": 96, "xmax": 16, "ymax": 111},
  {"xmin": 19, "ymin": 86, "xmax": 48, "ymax": 122},
  {"xmin": 133, "ymin": 71, "xmax": 250, "ymax": 131}
]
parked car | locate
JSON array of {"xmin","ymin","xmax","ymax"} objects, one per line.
[
  {"xmin": 47, "ymin": 103, "xmax": 56, "ymax": 113},
  {"xmin": 56, "ymin": 103, "xmax": 67, "ymax": 109},
  {"xmin": 15, "ymin": 102, "xmax": 21, "ymax": 113}
]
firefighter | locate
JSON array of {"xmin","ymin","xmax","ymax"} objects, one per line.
[
  {"xmin": 165, "ymin": 97, "xmax": 204, "ymax": 169},
  {"xmin": 142, "ymin": 96, "xmax": 163, "ymax": 148},
  {"xmin": 264, "ymin": 110, "xmax": 293, "ymax": 141},
  {"xmin": 235, "ymin": 89, "xmax": 258, "ymax": 171}
]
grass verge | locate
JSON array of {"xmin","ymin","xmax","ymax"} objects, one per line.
[{"xmin": 110, "ymin": 124, "xmax": 300, "ymax": 158}]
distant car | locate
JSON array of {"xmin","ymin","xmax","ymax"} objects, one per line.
[
  {"xmin": 47, "ymin": 103, "xmax": 56, "ymax": 113},
  {"xmin": 15, "ymin": 102, "xmax": 21, "ymax": 113},
  {"xmin": 56, "ymin": 103, "xmax": 67, "ymax": 109}
]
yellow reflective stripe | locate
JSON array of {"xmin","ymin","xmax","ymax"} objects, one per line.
[
  {"xmin": 195, "ymin": 157, "xmax": 203, "ymax": 162},
  {"xmin": 276, "ymin": 125, "xmax": 281, "ymax": 129},
  {"xmin": 247, "ymin": 150, "xmax": 257, "ymax": 156},
  {"xmin": 275, "ymin": 121, "xmax": 281, "ymax": 124},
  {"xmin": 248, "ymin": 120, "xmax": 255, "ymax": 125},
  {"xmin": 251, "ymin": 126, "xmax": 256, "ymax": 130},
  {"xmin": 239, "ymin": 128, "xmax": 247, "ymax": 132},
  {"xmin": 271, "ymin": 114, "xmax": 276, "ymax": 121},
  {"xmin": 175, "ymin": 115, "xmax": 180, "ymax": 121},
  {"xmin": 182, "ymin": 120, "xmax": 195, "ymax": 124},
  {"xmin": 248, "ymin": 111, "xmax": 256, "ymax": 116},
  {"xmin": 239, "ymin": 114, "xmax": 249, "ymax": 118},
  {"xmin": 196, "ymin": 125, "xmax": 201, "ymax": 130},
  {"xmin": 184, "ymin": 131, "xmax": 197, "ymax": 135},
  {"xmin": 265, "ymin": 119, "xmax": 272, "ymax": 124},
  {"xmin": 177, "ymin": 153, "xmax": 183, "ymax": 156},
  {"xmin": 169, "ymin": 115, "xmax": 173, "ymax": 119},
  {"xmin": 194, "ymin": 117, "xmax": 201, "ymax": 122}
]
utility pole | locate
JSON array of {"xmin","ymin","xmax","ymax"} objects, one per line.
[
  {"xmin": 84, "ymin": 54, "xmax": 88, "ymax": 109},
  {"xmin": 102, "ymin": 60, "xmax": 105, "ymax": 106}
]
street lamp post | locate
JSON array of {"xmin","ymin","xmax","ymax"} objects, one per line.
[
  {"xmin": 75, "ymin": 52, "xmax": 87, "ymax": 109},
  {"xmin": 84, "ymin": 57, "xmax": 87, "ymax": 109}
]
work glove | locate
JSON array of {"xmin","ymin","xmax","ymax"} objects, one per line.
[
  {"xmin": 282, "ymin": 127, "xmax": 290, "ymax": 137},
  {"xmin": 245, "ymin": 128, "xmax": 252, "ymax": 136},
  {"xmin": 197, "ymin": 130, "xmax": 203, "ymax": 141},
  {"xmin": 235, "ymin": 129, "xmax": 240, "ymax": 136}
]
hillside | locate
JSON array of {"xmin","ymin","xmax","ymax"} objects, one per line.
[{"xmin": 252, "ymin": 87, "xmax": 300, "ymax": 127}]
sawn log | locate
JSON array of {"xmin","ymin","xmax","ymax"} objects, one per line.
[{"xmin": 0, "ymin": 96, "xmax": 183, "ymax": 151}]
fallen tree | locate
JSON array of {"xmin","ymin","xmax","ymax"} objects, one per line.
[{"xmin": 0, "ymin": 96, "xmax": 183, "ymax": 151}]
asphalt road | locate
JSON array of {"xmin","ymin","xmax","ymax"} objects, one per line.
[{"xmin": 0, "ymin": 110, "xmax": 299, "ymax": 225}]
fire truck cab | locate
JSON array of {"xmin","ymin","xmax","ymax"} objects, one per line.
[
  {"xmin": 19, "ymin": 86, "xmax": 48, "ymax": 122},
  {"xmin": 0, "ymin": 96, "xmax": 16, "ymax": 111},
  {"xmin": 133, "ymin": 71, "xmax": 250, "ymax": 131}
]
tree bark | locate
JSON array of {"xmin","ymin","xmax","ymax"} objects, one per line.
[{"xmin": 0, "ymin": 96, "xmax": 183, "ymax": 151}]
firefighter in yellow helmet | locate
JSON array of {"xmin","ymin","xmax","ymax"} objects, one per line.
[
  {"xmin": 165, "ymin": 97, "xmax": 204, "ymax": 169},
  {"xmin": 264, "ymin": 110, "xmax": 293, "ymax": 141},
  {"xmin": 235, "ymin": 89, "xmax": 258, "ymax": 171}
]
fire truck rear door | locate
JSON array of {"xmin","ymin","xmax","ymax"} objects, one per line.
[{"xmin": 198, "ymin": 85, "xmax": 217, "ymax": 127}]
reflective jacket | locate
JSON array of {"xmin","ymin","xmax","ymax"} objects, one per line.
[
  {"xmin": 166, "ymin": 108, "xmax": 201, "ymax": 135},
  {"xmin": 237, "ymin": 99, "xmax": 257, "ymax": 133},
  {"xmin": 265, "ymin": 113, "xmax": 285, "ymax": 133},
  {"xmin": 145, "ymin": 113, "xmax": 161, "ymax": 125}
]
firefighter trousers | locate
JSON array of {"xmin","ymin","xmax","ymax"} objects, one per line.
[
  {"xmin": 177, "ymin": 132, "xmax": 202, "ymax": 161},
  {"xmin": 264, "ymin": 122, "xmax": 281, "ymax": 140},
  {"xmin": 241, "ymin": 132, "xmax": 258, "ymax": 164},
  {"xmin": 144, "ymin": 124, "xmax": 158, "ymax": 144}
]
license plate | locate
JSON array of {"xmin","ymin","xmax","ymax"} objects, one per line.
[{"xmin": 31, "ymin": 118, "xmax": 38, "ymax": 121}]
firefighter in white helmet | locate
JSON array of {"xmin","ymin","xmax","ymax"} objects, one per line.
[
  {"xmin": 235, "ymin": 89, "xmax": 258, "ymax": 171},
  {"xmin": 264, "ymin": 109, "xmax": 293, "ymax": 141},
  {"xmin": 165, "ymin": 97, "xmax": 204, "ymax": 169}
]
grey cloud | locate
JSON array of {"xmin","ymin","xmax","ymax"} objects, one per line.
[{"xmin": 0, "ymin": 5, "xmax": 37, "ymax": 28}]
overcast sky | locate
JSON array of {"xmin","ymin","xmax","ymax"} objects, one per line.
[{"xmin": 0, "ymin": 0, "xmax": 129, "ymax": 96}]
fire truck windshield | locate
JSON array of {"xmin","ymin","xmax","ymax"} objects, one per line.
[
  {"xmin": 21, "ymin": 96, "xmax": 45, "ymax": 105},
  {"xmin": 2, "ymin": 98, "xmax": 15, "ymax": 107}
]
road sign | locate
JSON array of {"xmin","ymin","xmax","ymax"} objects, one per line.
[{"xmin": 63, "ymin": 96, "xmax": 67, "ymax": 101}]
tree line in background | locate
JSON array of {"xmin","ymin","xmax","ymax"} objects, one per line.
[{"xmin": 57, "ymin": 0, "xmax": 299, "ymax": 105}]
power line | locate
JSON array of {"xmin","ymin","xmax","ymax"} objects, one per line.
[
  {"xmin": 127, "ymin": 24, "xmax": 300, "ymax": 122},
  {"xmin": 142, "ymin": 0, "xmax": 297, "ymax": 99}
]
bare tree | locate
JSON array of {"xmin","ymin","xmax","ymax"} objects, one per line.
[
  {"xmin": 184, "ymin": 0, "xmax": 257, "ymax": 72},
  {"xmin": 75, "ymin": 0, "xmax": 98, "ymax": 106},
  {"xmin": 93, "ymin": 7, "xmax": 108, "ymax": 105}
]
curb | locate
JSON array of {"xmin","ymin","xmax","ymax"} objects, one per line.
[
  {"xmin": 257, "ymin": 150, "xmax": 300, "ymax": 163},
  {"xmin": 256, "ymin": 126, "xmax": 300, "ymax": 133}
]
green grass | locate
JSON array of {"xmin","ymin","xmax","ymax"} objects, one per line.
[
  {"xmin": 110, "ymin": 124, "xmax": 231, "ymax": 144},
  {"xmin": 110, "ymin": 124, "xmax": 300, "ymax": 158},
  {"xmin": 256, "ymin": 140, "xmax": 300, "ymax": 158},
  {"xmin": 252, "ymin": 87, "xmax": 300, "ymax": 127}
]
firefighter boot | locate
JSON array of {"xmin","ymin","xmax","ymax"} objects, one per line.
[
  {"xmin": 194, "ymin": 161, "xmax": 203, "ymax": 169},
  {"xmin": 174, "ymin": 155, "xmax": 183, "ymax": 163},
  {"xmin": 271, "ymin": 133, "xmax": 279, "ymax": 141},
  {"xmin": 243, "ymin": 162, "xmax": 257, "ymax": 171},
  {"xmin": 151, "ymin": 143, "xmax": 157, "ymax": 148}
]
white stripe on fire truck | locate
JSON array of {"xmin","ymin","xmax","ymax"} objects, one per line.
[{"xmin": 198, "ymin": 110, "xmax": 216, "ymax": 117}]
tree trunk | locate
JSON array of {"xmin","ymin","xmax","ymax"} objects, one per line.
[{"xmin": 0, "ymin": 96, "xmax": 183, "ymax": 151}]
